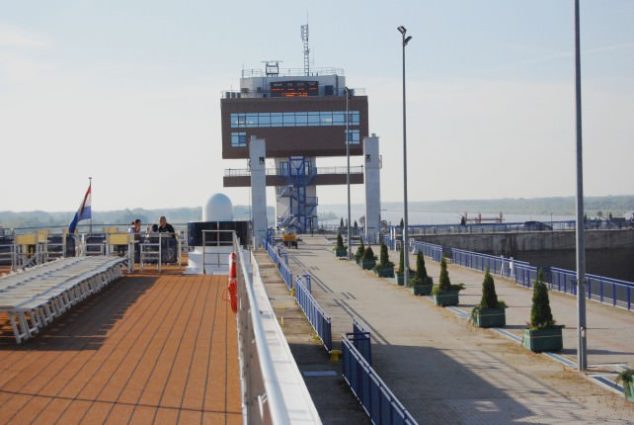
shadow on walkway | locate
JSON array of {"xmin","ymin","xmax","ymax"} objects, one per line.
[
  {"xmin": 371, "ymin": 344, "xmax": 608, "ymax": 424},
  {"xmin": 0, "ymin": 274, "xmax": 158, "ymax": 351}
]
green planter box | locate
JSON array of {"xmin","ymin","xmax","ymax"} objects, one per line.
[
  {"xmin": 522, "ymin": 327, "xmax": 563, "ymax": 352},
  {"xmin": 473, "ymin": 307, "xmax": 506, "ymax": 328},
  {"xmin": 335, "ymin": 247, "xmax": 348, "ymax": 257},
  {"xmin": 355, "ymin": 256, "xmax": 362, "ymax": 265},
  {"xmin": 432, "ymin": 291, "xmax": 459, "ymax": 306},
  {"xmin": 374, "ymin": 265, "xmax": 395, "ymax": 278},
  {"xmin": 394, "ymin": 273, "xmax": 404, "ymax": 286},
  {"xmin": 624, "ymin": 380, "xmax": 634, "ymax": 402},
  {"xmin": 412, "ymin": 284, "xmax": 432, "ymax": 296},
  {"xmin": 361, "ymin": 259, "xmax": 376, "ymax": 270}
]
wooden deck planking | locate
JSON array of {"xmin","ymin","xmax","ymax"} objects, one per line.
[{"xmin": 0, "ymin": 270, "xmax": 241, "ymax": 425}]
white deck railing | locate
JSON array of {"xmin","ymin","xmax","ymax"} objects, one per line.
[{"xmin": 234, "ymin": 235, "xmax": 322, "ymax": 425}]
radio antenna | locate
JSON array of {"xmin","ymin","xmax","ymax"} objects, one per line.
[{"xmin": 301, "ymin": 20, "xmax": 310, "ymax": 76}]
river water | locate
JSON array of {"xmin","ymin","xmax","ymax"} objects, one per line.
[{"xmin": 318, "ymin": 205, "xmax": 574, "ymax": 226}]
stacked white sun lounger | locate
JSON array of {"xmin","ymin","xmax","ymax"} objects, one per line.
[{"xmin": 0, "ymin": 256, "xmax": 127, "ymax": 343}]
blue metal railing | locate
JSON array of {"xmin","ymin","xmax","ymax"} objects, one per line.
[
  {"xmin": 265, "ymin": 240, "xmax": 293, "ymax": 291},
  {"xmin": 411, "ymin": 240, "xmax": 443, "ymax": 262},
  {"xmin": 342, "ymin": 337, "xmax": 418, "ymax": 425},
  {"xmin": 549, "ymin": 267, "xmax": 634, "ymax": 311},
  {"xmin": 265, "ymin": 236, "xmax": 332, "ymax": 351},
  {"xmin": 296, "ymin": 275, "xmax": 333, "ymax": 352},
  {"xmin": 350, "ymin": 319, "xmax": 372, "ymax": 365},
  {"xmin": 450, "ymin": 247, "xmax": 634, "ymax": 311}
]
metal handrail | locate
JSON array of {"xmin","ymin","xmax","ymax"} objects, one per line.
[
  {"xmin": 240, "ymin": 66, "xmax": 345, "ymax": 78},
  {"xmin": 451, "ymin": 247, "xmax": 634, "ymax": 311},
  {"xmin": 342, "ymin": 337, "xmax": 418, "ymax": 424},
  {"xmin": 295, "ymin": 275, "xmax": 332, "ymax": 352},
  {"xmin": 234, "ymin": 233, "xmax": 322, "ymax": 424},
  {"xmin": 224, "ymin": 166, "xmax": 364, "ymax": 178}
]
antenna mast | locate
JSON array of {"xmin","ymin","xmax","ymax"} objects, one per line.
[{"xmin": 301, "ymin": 23, "xmax": 310, "ymax": 76}]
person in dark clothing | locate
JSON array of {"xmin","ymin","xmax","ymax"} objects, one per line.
[
  {"xmin": 157, "ymin": 216, "xmax": 177, "ymax": 263},
  {"xmin": 157, "ymin": 216, "xmax": 175, "ymax": 234}
]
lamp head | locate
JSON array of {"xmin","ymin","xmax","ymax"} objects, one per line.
[
  {"xmin": 404, "ymin": 35, "xmax": 412, "ymax": 46},
  {"xmin": 397, "ymin": 25, "xmax": 406, "ymax": 35}
]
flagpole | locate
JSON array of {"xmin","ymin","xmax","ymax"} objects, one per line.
[{"xmin": 89, "ymin": 177, "xmax": 93, "ymax": 236}]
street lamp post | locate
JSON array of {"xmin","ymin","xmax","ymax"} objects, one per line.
[
  {"xmin": 574, "ymin": 0, "xmax": 587, "ymax": 371},
  {"xmin": 397, "ymin": 26, "xmax": 412, "ymax": 286},
  {"xmin": 345, "ymin": 87, "xmax": 352, "ymax": 259}
]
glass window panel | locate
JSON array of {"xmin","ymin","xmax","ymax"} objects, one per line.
[
  {"xmin": 246, "ymin": 114, "xmax": 258, "ymax": 128},
  {"xmin": 231, "ymin": 132, "xmax": 247, "ymax": 147},
  {"xmin": 295, "ymin": 112, "xmax": 308, "ymax": 126},
  {"xmin": 307, "ymin": 112, "xmax": 320, "ymax": 126},
  {"xmin": 320, "ymin": 111, "xmax": 332, "ymax": 126},
  {"xmin": 352, "ymin": 111, "xmax": 360, "ymax": 125},
  {"xmin": 230, "ymin": 113, "xmax": 239, "ymax": 128},
  {"xmin": 345, "ymin": 130, "xmax": 360, "ymax": 145},
  {"xmin": 236, "ymin": 113, "xmax": 246, "ymax": 128},
  {"xmin": 271, "ymin": 113, "xmax": 283, "ymax": 126},
  {"xmin": 258, "ymin": 113, "xmax": 270, "ymax": 128},
  {"xmin": 283, "ymin": 112, "xmax": 295, "ymax": 127},
  {"xmin": 332, "ymin": 112, "xmax": 345, "ymax": 125}
]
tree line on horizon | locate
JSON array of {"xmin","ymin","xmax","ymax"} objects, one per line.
[
  {"xmin": 2, "ymin": 195, "xmax": 633, "ymax": 229},
  {"xmin": 0, "ymin": 206, "xmax": 276, "ymax": 229}
]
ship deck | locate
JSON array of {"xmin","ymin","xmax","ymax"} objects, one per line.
[{"xmin": 0, "ymin": 266, "xmax": 241, "ymax": 425}]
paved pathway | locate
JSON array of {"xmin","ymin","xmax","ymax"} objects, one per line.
[
  {"xmin": 0, "ymin": 268, "xmax": 241, "ymax": 425},
  {"xmin": 284, "ymin": 236, "xmax": 634, "ymax": 425}
]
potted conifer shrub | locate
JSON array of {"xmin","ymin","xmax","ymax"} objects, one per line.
[
  {"xmin": 394, "ymin": 247, "xmax": 413, "ymax": 286},
  {"xmin": 335, "ymin": 233, "xmax": 347, "ymax": 258},
  {"xmin": 522, "ymin": 269, "xmax": 563, "ymax": 352},
  {"xmin": 432, "ymin": 258, "xmax": 465, "ymax": 306},
  {"xmin": 617, "ymin": 368, "xmax": 634, "ymax": 402},
  {"xmin": 373, "ymin": 242, "xmax": 395, "ymax": 278},
  {"xmin": 361, "ymin": 246, "xmax": 376, "ymax": 270},
  {"xmin": 470, "ymin": 269, "xmax": 506, "ymax": 328},
  {"xmin": 409, "ymin": 251, "xmax": 433, "ymax": 295},
  {"xmin": 354, "ymin": 240, "xmax": 365, "ymax": 265}
]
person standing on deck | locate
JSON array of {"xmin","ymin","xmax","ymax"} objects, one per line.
[{"xmin": 157, "ymin": 216, "xmax": 175, "ymax": 235}]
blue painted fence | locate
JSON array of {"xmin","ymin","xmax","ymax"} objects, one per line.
[
  {"xmin": 265, "ymin": 240, "xmax": 293, "ymax": 291},
  {"xmin": 265, "ymin": 238, "xmax": 332, "ymax": 352},
  {"xmin": 295, "ymin": 275, "xmax": 333, "ymax": 352},
  {"xmin": 350, "ymin": 319, "xmax": 372, "ymax": 365},
  {"xmin": 411, "ymin": 240, "xmax": 443, "ymax": 262},
  {"xmin": 342, "ymin": 337, "xmax": 418, "ymax": 425},
  {"xmin": 451, "ymin": 247, "xmax": 634, "ymax": 311}
]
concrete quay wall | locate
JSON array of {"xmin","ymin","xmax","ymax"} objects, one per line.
[
  {"xmin": 414, "ymin": 229, "xmax": 634, "ymax": 281},
  {"xmin": 414, "ymin": 228, "xmax": 634, "ymax": 254}
]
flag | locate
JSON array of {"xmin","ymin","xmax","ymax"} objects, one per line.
[{"xmin": 68, "ymin": 182, "xmax": 92, "ymax": 234}]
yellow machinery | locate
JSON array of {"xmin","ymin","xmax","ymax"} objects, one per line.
[{"xmin": 281, "ymin": 227, "xmax": 298, "ymax": 248}]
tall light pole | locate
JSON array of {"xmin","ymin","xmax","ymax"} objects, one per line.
[
  {"xmin": 398, "ymin": 26, "xmax": 412, "ymax": 286},
  {"xmin": 345, "ymin": 86, "xmax": 352, "ymax": 259},
  {"xmin": 574, "ymin": 0, "xmax": 587, "ymax": 371}
]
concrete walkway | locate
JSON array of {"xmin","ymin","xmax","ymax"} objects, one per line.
[{"xmin": 284, "ymin": 236, "xmax": 634, "ymax": 425}]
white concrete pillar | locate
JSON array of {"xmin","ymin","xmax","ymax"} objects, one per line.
[
  {"xmin": 364, "ymin": 134, "xmax": 381, "ymax": 243},
  {"xmin": 250, "ymin": 136, "xmax": 267, "ymax": 248}
]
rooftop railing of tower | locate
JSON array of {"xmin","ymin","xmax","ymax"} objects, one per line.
[
  {"xmin": 224, "ymin": 166, "xmax": 365, "ymax": 177},
  {"xmin": 222, "ymin": 87, "xmax": 366, "ymax": 99},
  {"xmin": 241, "ymin": 67, "xmax": 345, "ymax": 78}
]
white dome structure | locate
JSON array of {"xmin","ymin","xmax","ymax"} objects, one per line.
[{"xmin": 203, "ymin": 193, "xmax": 234, "ymax": 221}]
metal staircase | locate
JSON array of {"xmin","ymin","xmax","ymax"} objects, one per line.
[{"xmin": 277, "ymin": 157, "xmax": 318, "ymax": 233}]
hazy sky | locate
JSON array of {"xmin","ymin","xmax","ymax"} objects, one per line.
[{"xmin": 1, "ymin": 0, "xmax": 632, "ymax": 213}]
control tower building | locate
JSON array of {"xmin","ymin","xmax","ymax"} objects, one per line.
[{"xmin": 220, "ymin": 60, "xmax": 381, "ymax": 246}]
